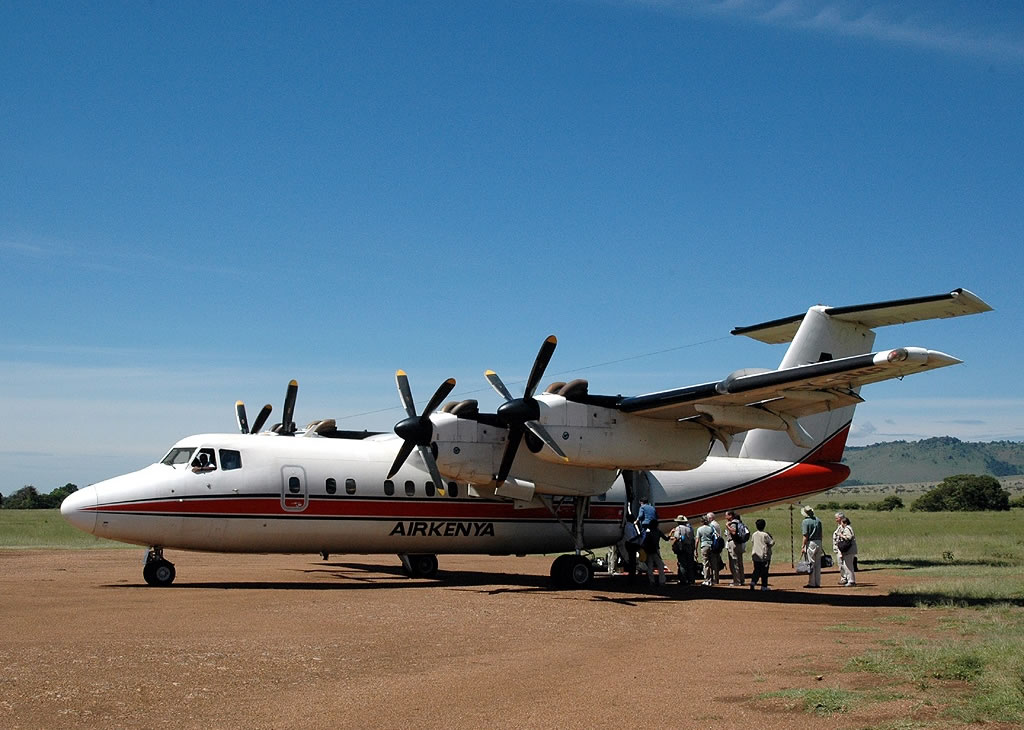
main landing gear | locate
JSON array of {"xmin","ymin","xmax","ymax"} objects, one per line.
[
  {"xmin": 548, "ymin": 495, "xmax": 595, "ymax": 589},
  {"xmin": 399, "ymin": 553, "xmax": 439, "ymax": 578},
  {"xmin": 143, "ymin": 547, "xmax": 176, "ymax": 587}
]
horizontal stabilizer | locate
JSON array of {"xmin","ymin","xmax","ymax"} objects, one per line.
[{"xmin": 733, "ymin": 288, "xmax": 991, "ymax": 344}]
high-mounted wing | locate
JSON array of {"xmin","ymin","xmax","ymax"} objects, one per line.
[{"xmin": 618, "ymin": 346, "xmax": 959, "ymax": 427}]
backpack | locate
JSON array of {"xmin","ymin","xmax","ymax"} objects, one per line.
[
  {"xmin": 733, "ymin": 521, "xmax": 750, "ymax": 544},
  {"xmin": 710, "ymin": 526, "xmax": 725, "ymax": 552}
]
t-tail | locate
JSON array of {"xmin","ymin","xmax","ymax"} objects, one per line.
[{"xmin": 735, "ymin": 288, "xmax": 991, "ymax": 465}]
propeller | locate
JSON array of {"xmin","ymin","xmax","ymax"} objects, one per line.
[
  {"xmin": 280, "ymin": 380, "xmax": 298, "ymax": 435},
  {"xmin": 234, "ymin": 381, "xmax": 296, "ymax": 435},
  {"xmin": 485, "ymin": 335, "xmax": 568, "ymax": 487},
  {"xmin": 387, "ymin": 370, "xmax": 456, "ymax": 496}
]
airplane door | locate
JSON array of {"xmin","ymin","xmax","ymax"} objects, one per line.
[{"xmin": 280, "ymin": 466, "xmax": 308, "ymax": 512}]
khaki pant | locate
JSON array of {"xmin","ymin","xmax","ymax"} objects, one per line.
[
  {"xmin": 804, "ymin": 541, "xmax": 823, "ymax": 587},
  {"xmin": 727, "ymin": 542, "xmax": 745, "ymax": 585},
  {"xmin": 701, "ymin": 547, "xmax": 720, "ymax": 584}
]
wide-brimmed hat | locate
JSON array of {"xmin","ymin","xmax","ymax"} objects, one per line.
[
  {"xmin": 674, "ymin": 515, "xmax": 689, "ymax": 523},
  {"xmin": 800, "ymin": 505, "xmax": 814, "ymax": 517}
]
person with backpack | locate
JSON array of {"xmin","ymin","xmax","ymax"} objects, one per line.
[
  {"xmin": 800, "ymin": 505, "xmax": 825, "ymax": 588},
  {"xmin": 669, "ymin": 515, "xmax": 696, "ymax": 585},
  {"xmin": 640, "ymin": 518, "xmax": 670, "ymax": 587},
  {"xmin": 695, "ymin": 513, "xmax": 721, "ymax": 585},
  {"xmin": 725, "ymin": 510, "xmax": 749, "ymax": 586}
]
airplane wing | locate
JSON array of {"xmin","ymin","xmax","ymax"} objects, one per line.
[{"xmin": 615, "ymin": 347, "xmax": 960, "ymax": 433}]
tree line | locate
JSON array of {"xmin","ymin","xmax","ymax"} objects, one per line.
[
  {"xmin": 1, "ymin": 484, "xmax": 78, "ymax": 509},
  {"xmin": 821, "ymin": 474, "xmax": 1021, "ymax": 512}
]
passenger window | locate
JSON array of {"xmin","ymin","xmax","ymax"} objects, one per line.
[
  {"xmin": 345, "ymin": 478, "xmax": 356, "ymax": 495},
  {"xmin": 383, "ymin": 480, "xmax": 395, "ymax": 496},
  {"xmin": 219, "ymin": 450, "xmax": 242, "ymax": 471},
  {"xmin": 425, "ymin": 481, "xmax": 435, "ymax": 497},
  {"xmin": 448, "ymin": 481, "xmax": 458, "ymax": 498},
  {"xmin": 326, "ymin": 478, "xmax": 337, "ymax": 495},
  {"xmin": 288, "ymin": 476, "xmax": 301, "ymax": 494},
  {"xmin": 404, "ymin": 480, "xmax": 415, "ymax": 497}
]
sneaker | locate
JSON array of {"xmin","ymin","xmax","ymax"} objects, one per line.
[
  {"xmin": 702, "ymin": 579, "xmax": 712, "ymax": 586},
  {"xmin": 838, "ymin": 579, "xmax": 847, "ymax": 585},
  {"xmin": 761, "ymin": 586, "xmax": 770, "ymax": 591}
]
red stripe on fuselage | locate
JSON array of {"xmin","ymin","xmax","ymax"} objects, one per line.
[
  {"xmin": 656, "ymin": 461, "xmax": 848, "ymax": 516},
  {"xmin": 86, "ymin": 496, "xmax": 625, "ymax": 522}
]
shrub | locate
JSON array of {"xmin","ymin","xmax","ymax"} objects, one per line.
[
  {"xmin": 911, "ymin": 475, "xmax": 1011, "ymax": 512},
  {"xmin": 868, "ymin": 495, "xmax": 904, "ymax": 511}
]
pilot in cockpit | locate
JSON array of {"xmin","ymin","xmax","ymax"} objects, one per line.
[{"xmin": 191, "ymin": 450, "xmax": 216, "ymax": 473}]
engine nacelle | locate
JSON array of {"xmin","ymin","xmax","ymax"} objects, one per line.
[
  {"xmin": 429, "ymin": 412, "xmax": 618, "ymax": 496},
  {"xmin": 532, "ymin": 394, "xmax": 713, "ymax": 470}
]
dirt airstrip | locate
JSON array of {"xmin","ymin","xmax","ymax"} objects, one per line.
[{"xmin": 0, "ymin": 550, "xmax": 994, "ymax": 730}]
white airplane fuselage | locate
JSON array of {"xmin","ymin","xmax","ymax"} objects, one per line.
[{"xmin": 60, "ymin": 428, "xmax": 849, "ymax": 556}]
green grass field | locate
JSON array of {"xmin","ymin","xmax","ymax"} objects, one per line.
[
  {"xmin": 0, "ymin": 509, "xmax": 128, "ymax": 549},
  {"xmin": 733, "ymin": 501, "xmax": 1024, "ymax": 726}
]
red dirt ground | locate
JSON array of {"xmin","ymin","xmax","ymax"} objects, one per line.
[{"xmin": 0, "ymin": 550, "xmax": 999, "ymax": 729}]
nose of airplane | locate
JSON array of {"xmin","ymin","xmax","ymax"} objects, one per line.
[{"xmin": 61, "ymin": 486, "xmax": 98, "ymax": 535}]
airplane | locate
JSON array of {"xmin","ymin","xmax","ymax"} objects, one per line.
[{"xmin": 60, "ymin": 288, "xmax": 991, "ymax": 588}]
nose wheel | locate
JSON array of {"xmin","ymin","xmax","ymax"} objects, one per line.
[{"xmin": 143, "ymin": 548, "xmax": 176, "ymax": 587}]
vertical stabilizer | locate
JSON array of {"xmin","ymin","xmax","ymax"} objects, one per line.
[
  {"xmin": 738, "ymin": 307, "xmax": 873, "ymax": 462},
  {"xmin": 735, "ymin": 288, "xmax": 991, "ymax": 463}
]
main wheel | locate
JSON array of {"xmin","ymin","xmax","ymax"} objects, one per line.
[
  {"xmin": 565, "ymin": 555, "xmax": 594, "ymax": 588},
  {"xmin": 143, "ymin": 559, "xmax": 176, "ymax": 587},
  {"xmin": 406, "ymin": 553, "xmax": 439, "ymax": 578}
]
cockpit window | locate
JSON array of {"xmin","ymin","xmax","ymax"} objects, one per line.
[
  {"xmin": 161, "ymin": 447, "xmax": 195, "ymax": 466},
  {"xmin": 219, "ymin": 449, "xmax": 242, "ymax": 471}
]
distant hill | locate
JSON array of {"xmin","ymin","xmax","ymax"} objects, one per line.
[{"xmin": 841, "ymin": 437, "xmax": 1024, "ymax": 485}]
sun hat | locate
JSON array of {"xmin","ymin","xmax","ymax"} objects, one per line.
[
  {"xmin": 674, "ymin": 515, "xmax": 689, "ymax": 523},
  {"xmin": 800, "ymin": 505, "xmax": 814, "ymax": 517}
]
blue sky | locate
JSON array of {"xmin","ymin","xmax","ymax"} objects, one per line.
[{"xmin": 2, "ymin": 1, "xmax": 1020, "ymax": 494}]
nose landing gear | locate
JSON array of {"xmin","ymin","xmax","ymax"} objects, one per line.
[{"xmin": 143, "ymin": 547, "xmax": 176, "ymax": 587}]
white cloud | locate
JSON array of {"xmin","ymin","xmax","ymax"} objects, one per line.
[{"xmin": 621, "ymin": 0, "xmax": 1024, "ymax": 62}]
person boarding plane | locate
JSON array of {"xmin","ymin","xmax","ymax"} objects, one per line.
[{"xmin": 61, "ymin": 288, "xmax": 991, "ymax": 587}]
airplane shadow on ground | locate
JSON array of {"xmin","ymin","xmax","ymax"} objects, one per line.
[{"xmin": 104, "ymin": 562, "xmax": 1024, "ymax": 607}]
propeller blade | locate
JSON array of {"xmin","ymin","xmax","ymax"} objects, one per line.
[
  {"xmin": 422, "ymin": 378, "xmax": 456, "ymax": 418},
  {"xmin": 251, "ymin": 404, "xmax": 272, "ymax": 434},
  {"xmin": 485, "ymin": 370, "xmax": 514, "ymax": 401},
  {"xmin": 235, "ymin": 401, "xmax": 250, "ymax": 434},
  {"xmin": 525, "ymin": 420, "xmax": 568, "ymax": 461},
  {"xmin": 395, "ymin": 370, "xmax": 416, "ymax": 418},
  {"xmin": 524, "ymin": 335, "xmax": 557, "ymax": 398},
  {"xmin": 281, "ymin": 380, "xmax": 298, "ymax": 435},
  {"xmin": 495, "ymin": 424, "xmax": 524, "ymax": 486},
  {"xmin": 387, "ymin": 440, "xmax": 416, "ymax": 479},
  {"xmin": 417, "ymin": 444, "xmax": 448, "ymax": 497}
]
